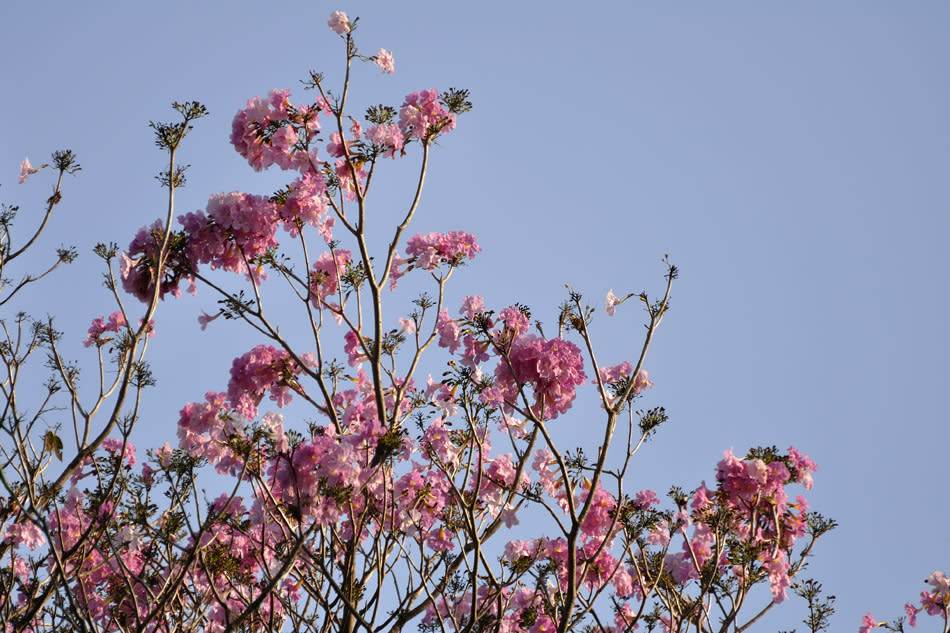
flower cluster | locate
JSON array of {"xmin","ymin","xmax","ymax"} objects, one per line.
[
  {"xmin": 84, "ymin": 311, "xmax": 127, "ymax": 347},
  {"xmin": 406, "ymin": 231, "xmax": 481, "ymax": 271},
  {"xmin": 493, "ymin": 334, "xmax": 587, "ymax": 420},
  {"xmin": 310, "ymin": 248, "xmax": 352, "ymax": 305},
  {"xmin": 120, "ymin": 220, "xmax": 195, "ymax": 302},
  {"xmin": 866, "ymin": 571, "xmax": 950, "ymax": 631},
  {"xmin": 230, "ymin": 88, "xmax": 323, "ymax": 173},
  {"xmin": 227, "ymin": 345, "xmax": 311, "ymax": 419},
  {"xmin": 398, "ymin": 89, "xmax": 456, "ymax": 139},
  {"xmin": 4, "ymin": 13, "xmax": 846, "ymax": 633},
  {"xmin": 179, "ymin": 192, "xmax": 280, "ymax": 282}
]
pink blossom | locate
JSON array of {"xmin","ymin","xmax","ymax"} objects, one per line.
[
  {"xmin": 605, "ymin": 289, "xmax": 621, "ymax": 316},
  {"xmin": 3, "ymin": 521, "xmax": 45, "ymax": 550},
  {"xmin": 494, "ymin": 306, "xmax": 530, "ymax": 347},
  {"xmin": 406, "ymin": 231, "xmax": 480, "ymax": 270},
  {"xmin": 436, "ymin": 310, "xmax": 461, "ymax": 353},
  {"xmin": 859, "ymin": 612, "xmax": 878, "ymax": 633},
  {"xmin": 334, "ymin": 158, "xmax": 368, "ymax": 201},
  {"xmin": 426, "ymin": 526, "xmax": 455, "ymax": 552},
  {"xmin": 530, "ymin": 615, "xmax": 557, "ymax": 633},
  {"xmin": 459, "ymin": 334, "xmax": 490, "ymax": 369},
  {"xmin": 198, "ymin": 311, "xmax": 220, "ymax": 330},
  {"xmin": 493, "ymin": 334, "xmax": 587, "ymax": 420},
  {"xmin": 398, "ymin": 317, "xmax": 416, "ymax": 335},
  {"xmin": 309, "ymin": 249, "xmax": 352, "ymax": 305},
  {"xmin": 102, "ymin": 438, "xmax": 137, "ymax": 467},
  {"xmin": 328, "ymin": 11, "xmax": 351, "ymax": 34},
  {"xmin": 18, "ymin": 158, "xmax": 41, "ymax": 183},
  {"xmin": 399, "ymin": 90, "xmax": 456, "ymax": 139},
  {"xmin": 230, "ymin": 88, "xmax": 313, "ymax": 173},
  {"xmin": 460, "ymin": 295, "xmax": 485, "ymax": 320},
  {"xmin": 761, "ymin": 553, "xmax": 791, "ymax": 603},
  {"xmin": 344, "ymin": 330, "xmax": 366, "ymax": 367},
  {"xmin": 597, "ymin": 361, "xmax": 633, "ymax": 385},
  {"xmin": 633, "ymin": 369, "xmax": 653, "ymax": 393},
  {"xmin": 83, "ymin": 311, "xmax": 127, "ymax": 347},
  {"xmin": 634, "ymin": 489, "xmax": 660, "ymax": 509},
  {"xmin": 227, "ymin": 345, "xmax": 308, "ymax": 418},
  {"xmin": 280, "ymin": 171, "xmax": 330, "ymax": 237},
  {"xmin": 365, "ymin": 123, "xmax": 403, "ymax": 158},
  {"xmin": 374, "ymin": 48, "xmax": 395, "ymax": 74},
  {"xmin": 905, "ymin": 603, "xmax": 918, "ymax": 627},
  {"xmin": 121, "ymin": 220, "xmax": 195, "ymax": 302},
  {"xmin": 787, "ymin": 446, "xmax": 818, "ymax": 490}
]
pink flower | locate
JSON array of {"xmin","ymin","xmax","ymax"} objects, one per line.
[
  {"xmin": 374, "ymin": 48, "xmax": 395, "ymax": 74},
  {"xmin": 436, "ymin": 310, "xmax": 461, "ymax": 353},
  {"xmin": 344, "ymin": 330, "xmax": 366, "ymax": 367},
  {"xmin": 230, "ymin": 88, "xmax": 310, "ymax": 173},
  {"xmin": 18, "ymin": 158, "xmax": 41, "ymax": 184},
  {"xmin": 227, "ymin": 345, "xmax": 308, "ymax": 418},
  {"xmin": 406, "ymin": 231, "xmax": 480, "ymax": 270},
  {"xmin": 398, "ymin": 317, "xmax": 416, "ymax": 335},
  {"xmin": 605, "ymin": 289, "xmax": 621, "ymax": 316},
  {"xmin": 399, "ymin": 90, "xmax": 456, "ymax": 139},
  {"xmin": 925, "ymin": 570, "xmax": 950, "ymax": 594},
  {"xmin": 310, "ymin": 248, "xmax": 352, "ymax": 306},
  {"xmin": 426, "ymin": 525, "xmax": 455, "ymax": 552},
  {"xmin": 460, "ymin": 295, "xmax": 485, "ymax": 320},
  {"xmin": 634, "ymin": 489, "xmax": 660, "ymax": 509},
  {"xmin": 83, "ymin": 311, "xmax": 127, "ymax": 347},
  {"xmin": 493, "ymin": 334, "xmax": 587, "ymax": 420},
  {"xmin": 198, "ymin": 311, "xmax": 220, "ymax": 330},
  {"xmin": 328, "ymin": 11, "xmax": 350, "ymax": 34},
  {"xmin": 904, "ymin": 603, "xmax": 918, "ymax": 627},
  {"xmin": 859, "ymin": 612, "xmax": 878, "ymax": 633},
  {"xmin": 364, "ymin": 123, "xmax": 403, "ymax": 158},
  {"xmin": 761, "ymin": 553, "xmax": 791, "ymax": 603},
  {"xmin": 530, "ymin": 615, "xmax": 556, "ymax": 633},
  {"xmin": 3, "ymin": 521, "xmax": 46, "ymax": 550}
]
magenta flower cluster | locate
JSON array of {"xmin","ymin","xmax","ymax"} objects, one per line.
[{"xmin": 492, "ymin": 334, "xmax": 587, "ymax": 420}]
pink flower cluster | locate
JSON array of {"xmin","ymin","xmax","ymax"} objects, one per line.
[
  {"xmin": 310, "ymin": 248, "xmax": 352, "ymax": 305},
  {"xmin": 365, "ymin": 122, "xmax": 403, "ymax": 158},
  {"xmin": 279, "ymin": 171, "xmax": 333, "ymax": 239},
  {"xmin": 886, "ymin": 570, "xmax": 950, "ymax": 630},
  {"xmin": 120, "ymin": 220, "xmax": 196, "ymax": 302},
  {"xmin": 84, "ymin": 311, "xmax": 127, "ymax": 347},
  {"xmin": 406, "ymin": 231, "xmax": 480, "ymax": 271},
  {"xmin": 374, "ymin": 49, "xmax": 395, "ymax": 74},
  {"xmin": 493, "ymin": 334, "xmax": 587, "ymax": 420},
  {"xmin": 230, "ymin": 88, "xmax": 323, "ymax": 173},
  {"xmin": 398, "ymin": 90, "xmax": 456, "ymax": 139},
  {"xmin": 179, "ymin": 192, "xmax": 279, "ymax": 282},
  {"xmin": 227, "ymin": 345, "xmax": 311, "ymax": 419}
]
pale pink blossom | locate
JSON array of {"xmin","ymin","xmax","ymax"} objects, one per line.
[
  {"xmin": 398, "ymin": 317, "xmax": 416, "ymax": 334},
  {"xmin": 375, "ymin": 48, "xmax": 395, "ymax": 74},
  {"xmin": 859, "ymin": 612, "xmax": 879, "ymax": 633},
  {"xmin": 18, "ymin": 158, "xmax": 41, "ymax": 184},
  {"xmin": 328, "ymin": 11, "xmax": 350, "ymax": 34},
  {"xmin": 605, "ymin": 289, "xmax": 621, "ymax": 316},
  {"xmin": 460, "ymin": 295, "xmax": 485, "ymax": 320}
]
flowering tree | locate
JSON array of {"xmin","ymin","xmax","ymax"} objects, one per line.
[{"xmin": 1, "ymin": 11, "xmax": 942, "ymax": 633}]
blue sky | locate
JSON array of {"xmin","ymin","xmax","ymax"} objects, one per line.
[{"xmin": 3, "ymin": 2, "xmax": 949, "ymax": 629}]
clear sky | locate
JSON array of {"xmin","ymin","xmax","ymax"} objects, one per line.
[{"xmin": 3, "ymin": 1, "xmax": 949, "ymax": 629}]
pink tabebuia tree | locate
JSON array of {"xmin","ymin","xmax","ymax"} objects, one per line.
[{"xmin": 1, "ymin": 11, "xmax": 937, "ymax": 633}]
